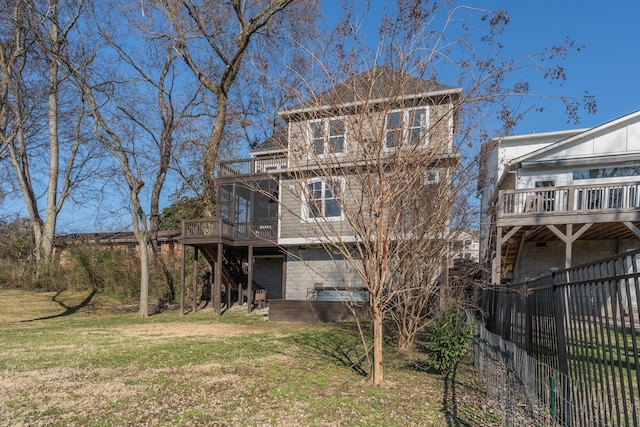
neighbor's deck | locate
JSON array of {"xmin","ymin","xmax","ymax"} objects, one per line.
[{"xmin": 497, "ymin": 181, "xmax": 640, "ymax": 228}]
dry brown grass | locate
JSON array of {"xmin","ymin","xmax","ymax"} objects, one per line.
[{"xmin": 0, "ymin": 289, "xmax": 499, "ymax": 426}]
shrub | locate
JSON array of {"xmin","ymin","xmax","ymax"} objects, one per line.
[
  {"xmin": 0, "ymin": 218, "xmax": 37, "ymax": 289},
  {"xmin": 59, "ymin": 246, "xmax": 187, "ymax": 302},
  {"xmin": 426, "ymin": 307, "xmax": 473, "ymax": 375}
]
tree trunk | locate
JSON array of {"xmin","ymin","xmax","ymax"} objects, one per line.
[
  {"xmin": 203, "ymin": 95, "xmax": 227, "ymax": 213},
  {"xmin": 397, "ymin": 326, "xmax": 411, "ymax": 351},
  {"xmin": 130, "ymin": 192, "xmax": 150, "ymax": 318},
  {"xmin": 42, "ymin": 66, "xmax": 59, "ymax": 265},
  {"xmin": 371, "ymin": 305, "xmax": 384, "ymax": 385},
  {"xmin": 138, "ymin": 234, "xmax": 150, "ymax": 318}
]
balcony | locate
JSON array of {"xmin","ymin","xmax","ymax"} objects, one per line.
[
  {"xmin": 181, "ymin": 218, "xmax": 278, "ymax": 246},
  {"xmin": 218, "ymin": 157, "xmax": 287, "ymax": 177},
  {"xmin": 497, "ymin": 181, "xmax": 640, "ymax": 227}
]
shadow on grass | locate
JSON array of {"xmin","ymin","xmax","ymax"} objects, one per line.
[
  {"xmin": 439, "ymin": 358, "xmax": 498, "ymax": 426},
  {"xmin": 441, "ymin": 363, "xmax": 472, "ymax": 427},
  {"xmin": 289, "ymin": 323, "xmax": 369, "ymax": 377},
  {"xmin": 21, "ymin": 289, "xmax": 98, "ymax": 322},
  {"xmin": 410, "ymin": 335, "xmax": 487, "ymax": 425}
]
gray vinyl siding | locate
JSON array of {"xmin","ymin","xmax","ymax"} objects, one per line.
[
  {"xmin": 283, "ymin": 246, "xmax": 364, "ymax": 300},
  {"xmin": 279, "ymin": 176, "xmax": 361, "ymax": 241}
]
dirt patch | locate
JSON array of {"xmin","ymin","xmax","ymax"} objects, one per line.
[{"xmin": 117, "ymin": 322, "xmax": 256, "ymax": 338}]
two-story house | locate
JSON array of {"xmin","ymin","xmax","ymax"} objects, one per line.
[
  {"xmin": 479, "ymin": 110, "xmax": 640, "ymax": 285},
  {"xmin": 180, "ymin": 67, "xmax": 461, "ymax": 316}
]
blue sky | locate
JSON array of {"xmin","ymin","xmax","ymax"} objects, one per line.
[
  {"xmin": 330, "ymin": 0, "xmax": 640, "ymax": 134},
  {"xmin": 5, "ymin": 1, "xmax": 640, "ymax": 233},
  {"xmin": 490, "ymin": 0, "xmax": 640, "ymax": 133}
]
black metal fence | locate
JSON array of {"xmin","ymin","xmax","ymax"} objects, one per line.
[{"xmin": 478, "ymin": 249, "xmax": 640, "ymax": 426}]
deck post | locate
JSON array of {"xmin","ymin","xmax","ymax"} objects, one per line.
[
  {"xmin": 193, "ymin": 247, "xmax": 199, "ymax": 313},
  {"xmin": 226, "ymin": 259, "xmax": 231, "ymax": 309},
  {"xmin": 492, "ymin": 227, "xmax": 502, "ymax": 284},
  {"xmin": 565, "ymin": 224, "xmax": 573, "ymax": 269},
  {"xmin": 247, "ymin": 245, "xmax": 254, "ymax": 313},
  {"xmin": 209, "ymin": 261, "xmax": 214, "ymax": 308},
  {"xmin": 238, "ymin": 254, "xmax": 243, "ymax": 306},
  {"xmin": 215, "ymin": 242, "xmax": 222, "ymax": 315},
  {"xmin": 180, "ymin": 244, "xmax": 186, "ymax": 315}
]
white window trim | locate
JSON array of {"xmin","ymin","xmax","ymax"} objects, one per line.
[
  {"xmin": 301, "ymin": 177, "xmax": 345, "ymax": 222},
  {"xmin": 384, "ymin": 106, "xmax": 430, "ymax": 150},
  {"xmin": 426, "ymin": 170, "xmax": 439, "ymax": 184},
  {"xmin": 308, "ymin": 118, "xmax": 347, "ymax": 158}
]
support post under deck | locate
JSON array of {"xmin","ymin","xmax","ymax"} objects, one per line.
[
  {"xmin": 247, "ymin": 245, "xmax": 254, "ymax": 313},
  {"xmin": 180, "ymin": 244, "xmax": 185, "ymax": 315},
  {"xmin": 193, "ymin": 247, "xmax": 199, "ymax": 313},
  {"xmin": 215, "ymin": 242, "xmax": 222, "ymax": 315}
]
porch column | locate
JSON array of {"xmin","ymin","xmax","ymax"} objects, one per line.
[
  {"xmin": 492, "ymin": 227, "xmax": 502, "ymax": 285},
  {"xmin": 491, "ymin": 226, "xmax": 523, "ymax": 284},
  {"xmin": 180, "ymin": 244, "xmax": 186, "ymax": 315},
  {"xmin": 565, "ymin": 224, "xmax": 573, "ymax": 270},
  {"xmin": 247, "ymin": 245, "xmax": 254, "ymax": 313},
  {"xmin": 192, "ymin": 247, "xmax": 199, "ymax": 313},
  {"xmin": 214, "ymin": 243, "xmax": 223, "ymax": 315},
  {"xmin": 547, "ymin": 223, "xmax": 592, "ymax": 270}
]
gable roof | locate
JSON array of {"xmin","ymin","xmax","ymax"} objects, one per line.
[
  {"xmin": 510, "ymin": 110, "xmax": 640, "ymax": 169},
  {"xmin": 250, "ymin": 129, "xmax": 288, "ymax": 155},
  {"xmin": 280, "ymin": 67, "xmax": 461, "ymax": 119}
]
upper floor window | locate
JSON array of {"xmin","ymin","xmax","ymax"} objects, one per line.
[
  {"xmin": 386, "ymin": 107, "xmax": 428, "ymax": 149},
  {"xmin": 306, "ymin": 179, "xmax": 342, "ymax": 220},
  {"xmin": 573, "ymin": 166, "xmax": 640, "ymax": 180},
  {"xmin": 310, "ymin": 119, "xmax": 346, "ymax": 156}
]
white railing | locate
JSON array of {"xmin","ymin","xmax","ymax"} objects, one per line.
[{"xmin": 499, "ymin": 182, "xmax": 640, "ymax": 216}]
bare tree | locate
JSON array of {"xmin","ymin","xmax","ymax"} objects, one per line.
[
  {"xmin": 64, "ymin": 1, "xmax": 211, "ymax": 317},
  {"xmin": 278, "ymin": 1, "xmax": 595, "ymax": 385},
  {"xmin": 154, "ymin": 0, "xmax": 319, "ymax": 211},
  {"xmin": 0, "ymin": 0, "xmax": 97, "ymax": 276}
]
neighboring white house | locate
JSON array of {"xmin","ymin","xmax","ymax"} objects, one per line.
[
  {"xmin": 479, "ymin": 110, "xmax": 640, "ymax": 284},
  {"xmin": 451, "ymin": 229, "xmax": 480, "ymax": 264}
]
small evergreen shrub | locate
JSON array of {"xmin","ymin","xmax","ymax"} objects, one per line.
[{"xmin": 426, "ymin": 307, "xmax": 472, "ymax": 374}]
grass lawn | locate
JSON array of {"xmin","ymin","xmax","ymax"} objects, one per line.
[{"xmin": 0, "ymin": 289, "xmax": 500, "ymax": 426}]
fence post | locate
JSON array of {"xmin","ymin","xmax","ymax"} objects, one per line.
[
  {"xmin": 552, "ymin": 272, "xmax": 572, "ymax": 426},
  {"xmin": 525, "ymin": 280, "xmax": 532, "ymax": 355}
]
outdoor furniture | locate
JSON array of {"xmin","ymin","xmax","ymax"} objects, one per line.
[
  {"xmin": 254, "ymin": 289, "xmax": 267, "ymax": 308},
  {"xmin": 307, "ymin": 282, "xmax": 324, "ymax": 300}
]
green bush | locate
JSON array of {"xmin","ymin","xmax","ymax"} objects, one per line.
[{"xmin": 426, "ymin": 308, "xmax": 472, "ymax": 374}]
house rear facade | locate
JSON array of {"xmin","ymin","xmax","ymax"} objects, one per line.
[{"xmin": 180, "ymin": 67, "xmax": 461, "ymax": 312}]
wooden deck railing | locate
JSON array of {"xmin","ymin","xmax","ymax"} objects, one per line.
[
  {"xmin": 182, "ymin": 218, "xmax": 277, "ymax": 242},
  {"xmin": 217, "ymin": 157, "xmax": 287, "ymax": 177},
  {"xmin": 182, "ymin": 218, "xmax": 235, "ymax": 240},
  {"xmin": 498, "ymin": 181, "xmax": 640, "ymax": 216}
]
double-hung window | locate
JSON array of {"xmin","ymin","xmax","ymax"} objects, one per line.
[
  {"xmin": 306, "ymin": 179, "xmax": 342, "ymax": 219},
  {"xmin": 310, "ymin": 119, "xmax": 346, "ymax": 156},
  {"xmin": 385, "ymin": 107, "xmax": 428, "ymax": 149}
]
